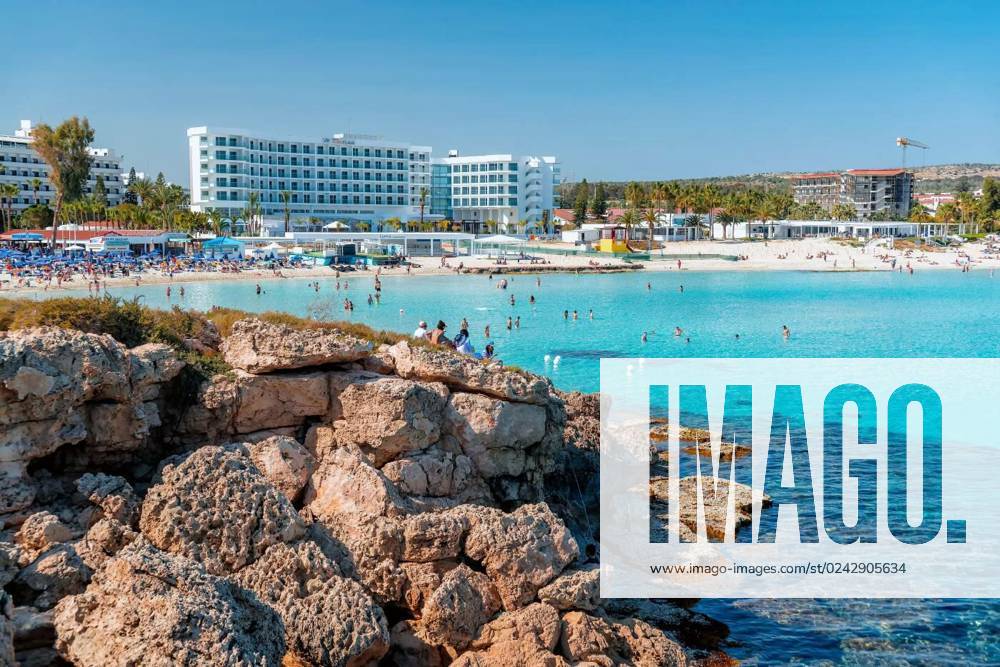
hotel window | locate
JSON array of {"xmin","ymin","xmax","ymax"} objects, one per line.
[{"xmin": 508, "ymin": 198, "xmax": 518, "ymax": 206}]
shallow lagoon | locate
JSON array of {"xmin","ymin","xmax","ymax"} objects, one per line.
[
  {"xmin": 37, "ymin": 268, "xmax": 1000, "ymax": 663},
  {"xmin": 49, "ymin": 268, "xmax": 1000, "ymax": 393}
]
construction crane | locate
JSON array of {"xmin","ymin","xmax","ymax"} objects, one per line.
[{"xmin": 896, "ymin": 137, "xmax": 929, "ymax": 170}]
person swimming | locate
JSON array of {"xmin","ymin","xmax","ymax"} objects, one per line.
[
  {"xmin": 563, "ymin": 310, "xmax": 569, "ymax": 320},
  {"xmin": 529, "ymin": 295, "xmax": 535, "ymax": 304},
  {"xmin": 514, "ymin": 316, "xmax": 520, "ymax": 329},
  {"xmin": 255, "ymin": 284, "xmax": 261, "ymax": 295},
  {"xmin": 782, "ymin": 325, "xmax": 791, "ymax": 339},
  {"xmin": 641, "ymin": 331, "xmax": 648, "ymax": 343},
  {"xmin": 588, "ymin": 309, "xmax": 594, "ymax": 319},
  {"xmin": 674, "ymin": 326, "xmax": 682, "ymax": 337},
  {"xmin": 572, "ymin": 310, "xmax": 578, "ymax": 320},
  {"xmin": 484, "ymin": 324, "xmax": 491, "ymax": 338},
  {"xmin": 506, "ymin": 316, "xmax": 513, "ymax": 330}
]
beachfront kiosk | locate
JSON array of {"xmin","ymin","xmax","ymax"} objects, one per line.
[
  {"xmin": 598, "ymin": 226, "xmax": 629, "ymax": 253},
  {"xmin": 202, "ymin": 236, "xmax": 245, "ymax": 260}
]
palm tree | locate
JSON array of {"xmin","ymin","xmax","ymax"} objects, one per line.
[
  {"xmin": 30, "ymin": 178, "xmax": 41, "ymax": 206},
  {"xmin": 130, "ymin": 178, "xmax": 154, "ymax": 208},
  {"xmin": 244, "ymin": 191, "xmax": 262, "ymax": 236},
  {"xmin": 0, "ymin": 183, "xmax": 19, "ymax": 233},
  {"xmin": 207, "ymin": 209, "xmax": 228, "ymax": 237},
  {"xmin": 227, "ymin": 211, "xmax": 243, "ymax": 236},
  {"xmin": 281, "ymin": 191, "xmax": 292, "ymax": 235},
  {"xmin": 418, "ymin": 186, "xmax": 429, "ymax": 228}
]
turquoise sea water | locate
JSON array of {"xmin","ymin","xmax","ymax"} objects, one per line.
[
  {"xmin": 36, "ymin": 269, "xmax": 1000, "ymax": 664},
  {"xmin": 48, "ymin": 268, "xmax": 1000, "ymax": 394}
]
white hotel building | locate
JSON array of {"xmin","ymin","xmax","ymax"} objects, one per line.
[
  {"xmin": 0, "ymin": 120, "xmax": 124, "ymax": 211},
  {"xmin": 434, "ymin": 152, "xmax": 559, "ymax": 232},
  {"xmin": 187, "ymin": 127, "xmax": 431, "ymax": 232}
]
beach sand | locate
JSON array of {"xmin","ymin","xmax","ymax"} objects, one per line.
[{"xmin": 4, "ymin": 237, "xmax": 998, "ymax": 296}]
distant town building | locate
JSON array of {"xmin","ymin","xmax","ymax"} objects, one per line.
[
  {"xmin": 792, "ymin": 168, "xmax": 914, "ymax": 219},
  {"xmin": 789, "ymin": 172, "xmax": 841, "ymax": 210},
  {"xmin": 433, "ymin": 151, "xmax": 560, "ymax": 233},
  {"xmin": 186, "ymin": 126, "xmax": 431, "ymax": 232},
  {"xmin": 0, "ymin": 120, "xmax": 124, "ymax": 212}
]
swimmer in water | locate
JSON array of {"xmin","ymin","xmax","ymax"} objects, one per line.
[
  {"xmin": 461, "ymin": 317, "xmax": 469, "ymax": 330},
  {"xmin": 674, "ymin": 326, "xmax": 682, "ymax": 337},
  {"xmin": 679, "ymin": 285, "xmax": 684, "ymax": 293},
  {"xmin": 572, "ymin": 310, "xmax": 578, "ymax": 320},
  {"xmin": 529, "ymin": 295, "xmax": 535, "ymax": 304},
  {"xmin": 166, "ymin": 286, "xmax": 171, "ymax": 298},
  {"xmin": 782, "ymin": 325, "xmax": 791, "ymax": 340},
  {"xmin": 515, "ymin": 316, "xmax": 520, "ymax": 329},
  {"xmin": 563, "ymin": 310, "xmax": 569, "ymax": 320},
  {"xmin": 179, "ymin": 286, "xmax": 184, "ymax": 297},
  {"xmin": 646, "ymin": 282, "xmax": 651, "ymax": 291},
  {"xmin": 506, "ymin": 316, "xmax": 513, "ymax": 331},
  {"xmin": 588, "ymin": 309, "xmax": 594, "ymax": 319},
  {"xmin": 685, "ymin": 337, "xmax": 690, "ymax": 344},
  {"xmin": 484, "ymin": 325, "xmax": 491, "ymax": 338},
  {"xmin": 641, "ymin": 331, "xmax": 648, "ymax": 343},
  {"xmin": 536, "ymin": 277, "xmax": 541, "ymax": 287},
  {"xmin": 735, "ymin": 333, "xmax": 740, "ymax": 340},
  {"xmin": 510, "ymin": 295, "xmax": 515, "ymax": 306},
  {"xmin": 256, "ymin": 284, "xmax": 261, "ymax": 295}
]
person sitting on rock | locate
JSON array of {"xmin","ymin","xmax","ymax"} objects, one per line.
[{"xmin": 429, "ymin": 320, "xmax": 452, "ymax": 347}]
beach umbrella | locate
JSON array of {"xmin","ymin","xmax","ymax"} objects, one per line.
[{"xmin": 323, "ymin": 221, "xmax": 348, "ymax": 230}]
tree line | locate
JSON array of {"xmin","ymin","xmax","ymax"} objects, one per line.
[{"xmin": 564, "ymin": 178, "xmax": 1000, "ymax": 239}]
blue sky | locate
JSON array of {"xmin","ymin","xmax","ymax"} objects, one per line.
[{"xmin": 6, "ymin": 1, "xmax": 998, "ymax": 184}]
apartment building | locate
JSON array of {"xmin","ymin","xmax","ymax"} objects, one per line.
[
  {"xmin": 186, "ymin": 127, "xmax": 431, "ymax": 231},
  {"xmin": 0, "ymin": 120, "xmax": 123, "ymax": 211},
  {"xmin": 792, "ymin": 168, "xmax": 914, "ymax": 219}
]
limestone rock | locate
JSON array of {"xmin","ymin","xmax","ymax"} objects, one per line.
[
  {"xmin": 387, "ymin": 340, "xmax": 551, "ymax": 405},
  {"xmin": 75, "ymin": 473, "xmax": 140, "ymax": 527},
  {"xmin": 0, "ymin": 328, "xmax": 182, "ymax": 515},
  {"xmin": 560, "ymin": 611, "xmax": 688, "ymax": 666},
  {"xmin": 232, "ymin": 370, "xmax": 330, "ymax": 434},
  {"xmin": 16, "ymin": 512, "xmax": 72, "ymax": 562},
  {"xmin": 399, "ymin": 560, "xmax": 459, "ymax": 613},
  {"xmin": 381, "ymin": 447, "xmax": 489, "ymax": 503},
  {"xmin": 139, "ymin": 446, "xmax": 305, "ymax": 575},
  {"xmin": 388, "ymin": 620, "xmax": 445, "ymax": 667},
  {"xmin": 401, "ymin": 511, "xmax": 467, "ymax": 562},
  {"xmin": 444, "ymin": 392, "xmax": 548, "ymax": 478},
  {"xmin": 451, "ymin": 641, "xmax": 570, "ymax": 667},
  {"xmin": 233, "ymin": 540, "xmax": 389, "ymax": 666},
  {"xmin": 469, "ymin": 602, "xmax": 562, "ymax": 652},
  {"xmin": 537, "ymin": 564, "xmax": 600, "ymax": 611},
  {"xmin": 53, "ymin": 539, "xmax": 285, "ymax": 666},
  {"xmin": 331, "ymin": 376, "xmax": 448, "ymax": 466},
  {"xmin": 650, "ymin": 476, "xmax": 766, "ymax": 541},
  {"xmin": 248, "ymin": 436, "xmax": 315, "ymax": 503},
  {"xmin": 12, "ymin": 545, "xmax": 90, "ymax": 610},
  {"xmin": 11, "ymin": 605, "xmax": 54, "ymax": 653},
  {"xmin": 76, "ymin": 518, "xmax": 138, "ymax": 570},
  {"xmin": 128, "ymin": 343, "xmax": 184, "ymax": 399},
  {"xmin": 421, "ymin": 564, "xmax": 501, "ymax": 649},
  {"xmin": 0, "ymin": 593, "xmax": 14, "ymax": 667},
  {"xmin": 311, "ymin": 511, "xmax": 406, "ymax": 606},
  {"xmin": 221, "ymin": 318, "xmax": 372, "ymax": 373},
  {"xmin": 462, "ymin": 503, "xmax": 578, "ymax": 610},
  {"xmin": 305, "ymin": 446, "xmax": 408, "ymax": 520}
]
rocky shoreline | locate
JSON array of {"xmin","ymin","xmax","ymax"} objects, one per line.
[{"xmin": 1, "ymin": 314, "xmax": 737, "ymax": 666}]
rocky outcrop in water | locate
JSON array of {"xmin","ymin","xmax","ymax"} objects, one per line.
[{"xmin": 0, "ymin": 317, "xmax": 732, "ymax": 666}]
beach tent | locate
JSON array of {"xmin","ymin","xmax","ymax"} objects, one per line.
[{"xmin": 202, "ymin": 236, "xmax": 245, "ymax": 260}]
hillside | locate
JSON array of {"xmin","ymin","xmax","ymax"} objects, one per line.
[{"xmin": 559, "ymin": 163, "xmax": 1000, "ymax": 201}]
